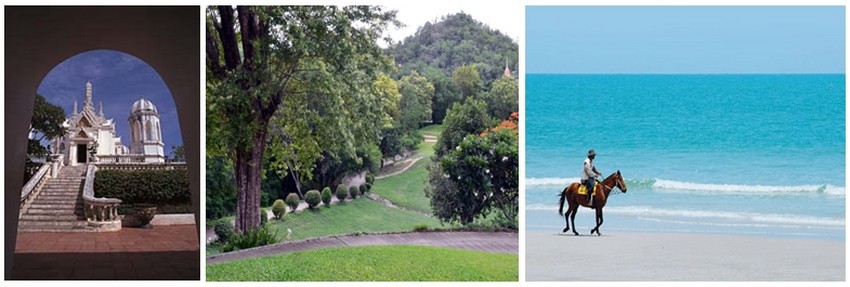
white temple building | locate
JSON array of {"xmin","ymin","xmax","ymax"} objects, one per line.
[{"xmin": 53, "ymin": 81, "xmax": 166, "ymax": 165}]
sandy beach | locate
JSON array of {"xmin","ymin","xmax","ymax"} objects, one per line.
[{"xmin": 526, "ymin": 231, "xmax": 845, "ymax": 281}]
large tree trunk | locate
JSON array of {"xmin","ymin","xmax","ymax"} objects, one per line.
[{"xmin": 234, "ymin": 128, "xmax": 268, "ymax": 234}]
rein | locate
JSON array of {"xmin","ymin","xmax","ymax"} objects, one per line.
[{"xmin": 598, "ymin": 175, "xmax": 622, "ymax": 196}]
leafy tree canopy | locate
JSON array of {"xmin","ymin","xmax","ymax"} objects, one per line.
[
  {"xmin": 28, "ymin": 94, "xmax": 66, "ymax": 158},
  {"xmin": 387, "ymin": 12, "xmax": 518, "ymax": 87},
  {"xmin": 206, "ymin": 5, "xmax": 399, "ymax": 233}
]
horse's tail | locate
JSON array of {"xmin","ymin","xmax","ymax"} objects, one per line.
[{"xmin": 558, "ymin": 188, "xmax": 567, "ymax": 216}]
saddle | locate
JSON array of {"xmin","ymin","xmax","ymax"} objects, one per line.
[{"xmin": 577, "ymin": 181, "xmax": 601, "ymax": 196}]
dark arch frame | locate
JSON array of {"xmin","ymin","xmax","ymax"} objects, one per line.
[{"xmin": 5, "ymin": 6, "xmax": 200, "ymax": 277}]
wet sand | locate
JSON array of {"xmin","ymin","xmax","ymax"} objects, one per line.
[{"xmin": 526, "ymin": 231, "xmax": 844, "ymax": 281}]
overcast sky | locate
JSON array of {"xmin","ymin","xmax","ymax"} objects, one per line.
[
  {"xmin": 380, "ymin": 2, "xmax": 521, "ymax": 47},
  {"xmin": 37, "ymin": 50, "xmax": 183, "ymax": 155}
]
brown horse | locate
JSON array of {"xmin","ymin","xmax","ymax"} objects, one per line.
[{"xmin": 558, "ymin": 171, "xmax": 627, "ymax": 236}]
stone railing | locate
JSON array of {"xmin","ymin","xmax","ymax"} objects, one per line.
[
  {"xmin": 82, "ymin": 164, "xmax": 122, "ymax": 231},
  {"xmin": 95, "ymin": 162, "xmax": 188, "ymax": 171},
  {"xmin": 96, "ymin": 154, "xmax": 147, "ymax": 163},
  {"xmin": 20, "ymin": 164, "xmax": 52, "ymax": 215}
]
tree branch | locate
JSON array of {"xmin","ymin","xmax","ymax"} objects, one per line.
[
  {"xmin": 206, "ymin": 19, "xmax": 225, "ymax": 78},
  {"xmin": 237, "ymin": 6, "xmax": 256, "ymax": 69},
  {"xmin": 217, "ymin": 6, "xmax": 241, "ymax": 71}
]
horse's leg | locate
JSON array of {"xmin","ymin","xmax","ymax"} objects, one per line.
[
  {"xmin": 562, "ymin": 206, "xmax": 571, "ymax": 233},
  {"xmin": 590, "ymin": 208, "xmax": 604, "ymax": 236},
  {"xmin": 570, "ymin": 207, "xmax": 579, "ymax": 236}
]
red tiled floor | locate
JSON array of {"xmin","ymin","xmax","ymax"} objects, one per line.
[{"xmin": 11, "ymin": 225, "xmax": 200, "ymax": 280}]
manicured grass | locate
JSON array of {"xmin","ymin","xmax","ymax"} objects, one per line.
[
  {"xmin": 418, "ymin": 124, "xmax": 444, "ymax": 137},
  {"xmin": 207, "ymin": 199, "xmax": 444, "ymax": 256},
  {"xmin": 371, "ymin": 157, "xmax": 433, "ymax": 213},
  {"xmin": 207, "ymin": 245, "xmax": 518, "ymax": 281},
  {"xmin": 417, "ymin": 140, "xmax": 436, "ymax": 156},
  {"xmin": 266, "ymin": 199, "xmax": 444, "ymax": 241}
]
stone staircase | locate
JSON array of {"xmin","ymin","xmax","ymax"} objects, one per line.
[{"xmin": 18, "ymin": 165, "xmax": 89, "ymax": 232}]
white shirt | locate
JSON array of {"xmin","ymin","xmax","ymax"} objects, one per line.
[{"xmin": 582, "ymin": 157, "xmax": 599, "ymax": 181}]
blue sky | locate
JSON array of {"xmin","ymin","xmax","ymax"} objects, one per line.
[
  {"xmin": 37, "ymin": 50, "xmax": 183, "ymax": 156},
  {"xmin": 526, "ymin": 6, "xmax": 845, "ymax": 74}
]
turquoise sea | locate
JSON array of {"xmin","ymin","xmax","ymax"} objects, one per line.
[{"xmin": 525, "ymin": 74, "xmax": 845, "ymax": 240}]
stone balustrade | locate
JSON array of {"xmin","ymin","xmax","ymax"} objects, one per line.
[
  {"xmin": 82, "ymin": 164, "xmax": 122, "ymax": 231},
  {"xmin": 95, "ymin": 162, "xmax": 188, "ymax": 171},
  {"xmin": 20, "ymin": 164, "xmax": 52, "ymax": 215},
  {"xmin": 95, "ymin": 154, "xmax": 147, "ymax": 163}
]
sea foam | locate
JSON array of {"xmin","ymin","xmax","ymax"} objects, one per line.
[{"xmin": 526, "ymin": 177, "xmax": 845, "ymax": 197}]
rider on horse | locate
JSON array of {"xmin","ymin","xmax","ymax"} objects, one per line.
[{"xmin": 582, "ymin": 149, "xmax": 602, "ymax": 206}]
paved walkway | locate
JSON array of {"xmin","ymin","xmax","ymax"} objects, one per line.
[
  {"xmin": 12, "ymin": 225, "xmax": 199, "ymax": 279},
  {"xmin": 207, "ymin": 231, "xmax": 518, "ymax": 265},
  {"xmin": 376, "ymin": 156, "xmax": 424, "ymax": 179}
]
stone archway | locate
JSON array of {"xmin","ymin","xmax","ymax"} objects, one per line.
[{"xmin": 4, "ymin": 7, "xmax": 200, "ymax": 277}]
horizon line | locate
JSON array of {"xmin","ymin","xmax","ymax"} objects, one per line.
[{"xmin": 525, "ymin": 72, "xmax": 846, "ymax": 75}]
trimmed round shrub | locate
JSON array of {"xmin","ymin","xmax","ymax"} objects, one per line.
[
  {"xmin": 285, "ymin": 193, "xmax": 300, "ymax": 212},
  {"xmin": 359, "ymin": 184, "xmax": 368, "ymax": 195},
  {"xmin": 260, "ymin": 208, "xmax": 268, "ymax": 226},
  {"xmin": 365, "ymin": 182, "xmax": 372, "ymax": 191},
  {"xmin": 365, "ymin": 174, "xmax": 375, "ymax": 185},
  {"xmin": 304, "ymin": 190, "xmax": 321, "ymax": 209},
  {"xmin": 271, "ymin": 199, "xmax": 286, "ymax": 219},
  {"xmin": 213, "ymin": 220, "xmax": 235, "ymax": 243},
  {"xmin": 321, "ymin": 187, "xmax": 333, "ymax": 206},
  {"xmin": 349, "ymin": 185, "xmax": 360, "ymax": 199},
  {"xmin": 336, "ymin": 184, "xmax": 348, "ymax": 201}
]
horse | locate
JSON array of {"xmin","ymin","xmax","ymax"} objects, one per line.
[{"xmin": 558, "ymin": 171, "xmax": 627, "ymax": 236}]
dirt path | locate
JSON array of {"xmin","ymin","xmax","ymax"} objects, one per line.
[{"xmin": 207, "ymin": 231, "xmax": 517, "ymax": 265}]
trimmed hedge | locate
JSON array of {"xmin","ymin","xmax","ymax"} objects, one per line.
[
  {"xmin": 365, "ymin": 174, "xmax": 375, "ymax": 185},
  {"xmin": 359, "ymin": 184, "xmax": 368, "ymax": 195},
  {"xmin": 271, "ymin": 199, "xmax": 286, "ymax": 219},
  {"xmin": 305, "ymin": 190, "xmax": 321, "ymax": 209},
  {"xmin": 335, "ymin": 184, "xmax": 348, "ymax": 201},
  {"xmin": 285, "ymin": 193, "xmax": 300, "ymax": 211},
  {"xmin": 349, "ymin": 185, "xmax": 360, "ymax": 199},
  {"xmin": 321, "ymin": 187, "xmax": 333, "ymax": 206},
  {"xmin": 94, "ymin": 169, "xmax": 190, "ymax": 206},
  {"xmin": 260, "ymin": 208, "xmax": 268, "ymax": 226}
]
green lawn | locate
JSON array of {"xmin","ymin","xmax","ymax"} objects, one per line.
[
  {"xmin": 207, "ymin": 245, "xmax": 518, "ymax": 281},
  {"xmin": 208, "ymin": 199, "xmax": 445, "ymax": 256},
  {"xmin": 371, "ymin": 157, "xmax": 433, "ymax": 213},
  {"xmin": 417, "ymin": 124, "xmax": 444, "ymax": 137},
  {"xmin": 266, "ymin": 199, "xmax": 444, "ymax": 241},
  {"xmin": 416, "ymin": 140, "xmax": 436, "ymax": 156}
]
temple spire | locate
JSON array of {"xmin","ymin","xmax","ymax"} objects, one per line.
[
  {"xmin": 99, "ymin": 101, "xmax": 104, "ymax": 116},
  {"xmin": 84, "ymin": 80, "xmax": 93, "ymax": 109},
  {"xmin": 73, "ymin": 100, "xmax": 78, "ymax": 115}
]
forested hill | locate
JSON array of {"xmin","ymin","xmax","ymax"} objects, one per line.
[{"xmin": 387, "ymin": 12, "xmax": 519, "ymax": 85}]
